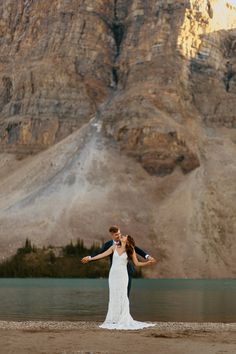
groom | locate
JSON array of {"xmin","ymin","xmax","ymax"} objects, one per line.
[{"xmin": 81, "ymin": 225, "xmax": 156, "ymax": 296}]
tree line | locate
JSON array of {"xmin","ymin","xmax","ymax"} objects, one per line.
[{"xmin": 0, "ymin": 238, "xmax": 142, "ymax": 278}]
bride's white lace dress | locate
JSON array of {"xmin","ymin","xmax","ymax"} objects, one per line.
[{"xmin": 99, "ymin": 248, "xmax": 155, "ymax": 330}]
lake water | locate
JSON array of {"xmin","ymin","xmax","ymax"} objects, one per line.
[{"xmin": 0, "ymin": 278, "xmax": 235, "ymax": 322}]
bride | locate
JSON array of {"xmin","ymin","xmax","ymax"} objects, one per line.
[{"xmin": 82, "ymin": 234, "xmax": 156, "ymax": 330}]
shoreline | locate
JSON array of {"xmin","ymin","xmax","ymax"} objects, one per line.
[
  {"xmin": 0, "ymin": 321, "xmax": 236, "ymax": 354},
  {"xmin": 0, "ymin": 320, "xmax": 235, "ymax": 330}
]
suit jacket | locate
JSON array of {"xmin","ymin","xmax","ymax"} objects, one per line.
[{"xmin": 92, "ymin": 240, "xmax": 148, "ymax": 276}]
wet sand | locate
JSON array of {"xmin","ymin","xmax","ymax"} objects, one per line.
[{"xmin": 0, "ymin": 321, "xmax": 235, "ymax": 354}]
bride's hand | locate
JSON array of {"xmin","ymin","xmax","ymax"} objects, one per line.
[
  {"xmin": 81, "ymin": 256, "xmax": 91, "ymax": 264},
  {"xmin": 147, "ymin": 259, "xmax": 157, "ymax": 265},
  {"xmin": 147, "ymin": 256, "xmax": 156, "ymax": 262}
]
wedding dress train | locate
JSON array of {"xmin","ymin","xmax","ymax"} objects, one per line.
[{"xmin": 99, "ymin": 249, "xmax": 155, "ymax": 330}]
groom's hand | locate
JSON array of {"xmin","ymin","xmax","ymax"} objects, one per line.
[
  {"xmin": 147, "ymin": 256, "xmax": 157, "ymax": 262},
  {"xmin": 81, "ymin": 256, "xmax": 91, "ymax": 263}
]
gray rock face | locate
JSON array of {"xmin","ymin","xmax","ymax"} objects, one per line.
[
  {"xmin": 0, "ymin": 0, "xmax": 115, "ymax": 154},
  {"xmin": 0, "ymin": 0, "xmax": 235, "ymax": 278}
]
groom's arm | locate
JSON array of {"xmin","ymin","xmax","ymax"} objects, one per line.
[
  {"xmin": 91, "ymin": 240, "xmax": 113, "ymax": 258},
  {"xmin": 135, "ymin": 246, "xmax": 156, "ymax": 262},
  {"xmin": 134, "ymin": 245, "xmax": 152, "ymax": 260},
  {"xmin": 81, "ymin": 240, "xmax": 113, "ymax": 264}
]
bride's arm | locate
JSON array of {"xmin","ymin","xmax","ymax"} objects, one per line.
[
  {"xmin": 83, "ymin": 245, "xmax": 114, "ymax": 262},
  {"xmin": 132, "ymin": 249, "xmax": 156, "ymax": 267}
]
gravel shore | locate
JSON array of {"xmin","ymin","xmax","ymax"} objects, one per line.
[
  {"xmin": 0, "ymin": 320, "xmax": 235, "ymax": 332},
  {"xmin": 0, "ymin": 321, "xmax": 235, "ymax": 354}
]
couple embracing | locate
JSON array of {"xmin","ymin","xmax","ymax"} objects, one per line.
[{"xmin": 81, "ymin": 226, "xmax": 157, "ymax": 330}]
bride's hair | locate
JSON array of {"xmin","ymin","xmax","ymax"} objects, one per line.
[{"xmin": 126, "ymin": 235, "xmax": 135, "ymax": 260}]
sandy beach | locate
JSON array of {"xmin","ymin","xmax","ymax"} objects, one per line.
[{"xmin": 0, "ymin": 321, "xmax": 235, "ymax": 354}]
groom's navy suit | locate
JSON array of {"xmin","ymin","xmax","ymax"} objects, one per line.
[{"xmin": 92, "ymin": 240, "xmax": 148, "ymax": 296}]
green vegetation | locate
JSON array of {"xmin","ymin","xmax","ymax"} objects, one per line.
[{"xmin": 0, "ymin": 238, "xmax": 142, "ymax": 278}]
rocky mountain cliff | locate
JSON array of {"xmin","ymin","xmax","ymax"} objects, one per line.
[{"xmin": 0, "ymin": 0, "xmax": 235, "ymax": 278}]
